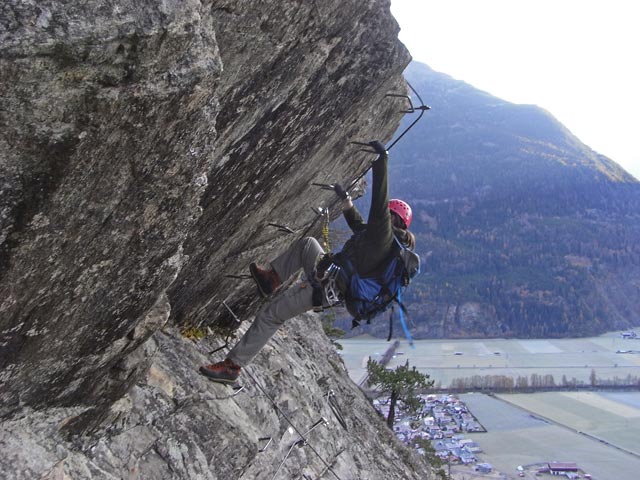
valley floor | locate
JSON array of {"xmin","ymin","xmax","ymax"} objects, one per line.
[
  {"xmin": 340, "ymin": 330, "xmax": 640, "ymax": 479},
  {"xmin": 460, "ymin": 391, "xmax": 640, "ymax": 480},
  {"xmin": 338, "ymin": 329, "xmax": 640, "ymax": 388}
]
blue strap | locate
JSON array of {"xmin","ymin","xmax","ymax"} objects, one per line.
[{"xmin": 397, "ymin": 289, "xmax": 415, "ymax": 349}]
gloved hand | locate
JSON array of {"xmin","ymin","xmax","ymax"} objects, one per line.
[
  {"xmin": 333, "ymin": 183, "xmax": 351, "ymax": 201},
  {"xmin": 368, "ymin": 141, "xmax": 388, "ymax": 156}
]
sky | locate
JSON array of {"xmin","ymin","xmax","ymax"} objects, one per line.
[{"xmin": 390, "ymin": 0, "xmax": 640, "ymax": 180}]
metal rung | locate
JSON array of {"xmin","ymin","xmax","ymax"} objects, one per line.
[
  {"xmin": 232, "ymin": 385, "xmax": 245, "ymax": 396},
  {"xmin": 208, "ymin": 301, "xmax": 243, "ymax": 354},
  {"xmin": 273, "ymin": 417, "xmax": 329, "ymax": 479},
  {"xmin": 258, "ymin": 436, "xmax": 272, "ymax": 453},
  {"xmin": 268, "ymin": 222, "xmax": 295, "ymax": 235},
  {"xmin": 318, "ymin": 448, "xmax": 345, "ymax": 479}
]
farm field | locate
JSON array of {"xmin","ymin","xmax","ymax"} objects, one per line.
[
  {"xmin": 339, "ymin": 332, "xmax": 640, "ymax": 479},
  {"xmin": 495, "ymin": 391, "xmax": 640, "ymax": 456},
  {"xmin": 461, "ymin": 392, "xmax": 640, "ymax": 480},
  {"xmin": 338, "ymin": 330, "xmax": 640, "ymax": 387}
]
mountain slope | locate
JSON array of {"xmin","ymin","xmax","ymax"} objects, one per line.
[{"xmin": 343, "ymin": 61, "xmax": 640, "ymax": 339}]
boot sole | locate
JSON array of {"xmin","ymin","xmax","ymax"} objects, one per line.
[{"xmin": 199, "ymin": 366, "xmax": 239, "ymax": 384}]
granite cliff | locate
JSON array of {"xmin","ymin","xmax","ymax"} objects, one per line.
[{"xmin": 1, "ymin": 1, "xmax": 433, "ymax": 478}]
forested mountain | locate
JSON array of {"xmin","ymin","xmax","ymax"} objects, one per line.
[{"xmin": 338, "ymin": 61, "xmax": 640, "ymax": 339}]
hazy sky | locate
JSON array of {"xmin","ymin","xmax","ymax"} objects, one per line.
[{"xmin": 390, "ymin": 0, "xmax": 640, "ymax": 180}]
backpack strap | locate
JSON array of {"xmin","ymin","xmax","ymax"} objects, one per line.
[
  {"xmin": 393, "ymin": 233, "xmax": 405, "ymax": 249},
  {"xmin": 396, "ymin": 289, "xmax": 415, "ymax": 349}
]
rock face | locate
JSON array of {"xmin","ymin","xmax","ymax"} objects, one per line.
[
  {"xmin": 0, "ymin": 1, "xmax": 431, "ymax": 478},
  {"xmin": 1, "ymin": 316, "xmax": 431, "ymax": 479},
  {"xmin": 1, "ymin": 0, "xmax": 222, "ymax": 411}
]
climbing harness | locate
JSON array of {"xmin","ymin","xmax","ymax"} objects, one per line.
[
  {"xmin": 308, "ymin": 259, "xmax": 344, "ymax": 313},
  {"xmin": 321, "ymin": 264, "xmax": 342, "ymax": 305},
  {"xmin": 294, "ymin": 206, "xmax": 341, "ymax": 312}
]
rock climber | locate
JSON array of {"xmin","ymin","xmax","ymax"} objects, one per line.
[{"xmin": 200, "ymin": 141, "xmax": 415, "ymax": 383}]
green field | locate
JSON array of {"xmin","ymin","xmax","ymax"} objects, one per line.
[
  {"xmin": 495, "ymin": 391, "xmax": 640, "ymax": 457},
  {"xmin": 461, "ymin": 392, "xmax": 640, "ymax": 480},
  {"xmin": 339, "ymin": 332, "xmax": 640, "ymax": 479},
  {"xmin": 338, "ymin": 330, "xmax": 640, "ymax": 387}
]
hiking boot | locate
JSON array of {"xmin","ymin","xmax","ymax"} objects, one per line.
[
  {"xmin": 199, "ymin": 358, "xmax": 241, "ymax": 384},
  {"xmin": 250, "ymin": 262, "xmax": 281, "ymax": 298}
]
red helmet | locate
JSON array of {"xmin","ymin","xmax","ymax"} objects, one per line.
[{"xmin": 389, "ymin": 199, "xmax": 412, "ymax": 228}]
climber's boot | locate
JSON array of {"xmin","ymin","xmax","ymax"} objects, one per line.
[
  {"xmin": 199, "ymin": 358, "xmax": 242, "ymax": 384},
  {"xmin": 249, "ymin": 263, "xmax": 281, "ymax": 298}
]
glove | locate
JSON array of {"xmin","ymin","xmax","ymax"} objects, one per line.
[
  {"xmin": 333, "ymin": 183, "xmax": 351, "ymax": 201},
  {"xmin": 368, "ymin": 141, "xmax": 388, "ymax": 156}
]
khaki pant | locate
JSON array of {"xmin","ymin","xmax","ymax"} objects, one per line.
[{"xmin": 227, "ymin": 237, "xmax": 331, "ymax": 366}]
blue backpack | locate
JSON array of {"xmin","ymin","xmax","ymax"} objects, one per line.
[{"xmin": 336, "ymin": 235, "xmax": 420, "ymax": 342}]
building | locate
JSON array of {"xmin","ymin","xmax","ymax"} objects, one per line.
[{"xmin": 548, "ymin": 462, "xmax": 578, "ymax": 475}]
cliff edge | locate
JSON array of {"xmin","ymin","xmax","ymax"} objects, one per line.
[{"xmin": 1, "ymin": 1, "xmax": 433, "ymax": 478}]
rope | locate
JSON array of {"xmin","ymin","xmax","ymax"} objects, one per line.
[{"xmin": 322, "ymin": 213, "xmax": 331, "ymax": 253}]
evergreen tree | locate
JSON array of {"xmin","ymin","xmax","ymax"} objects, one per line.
[{"xmin": 366, "ymin": 359, "xmax": 434, "ymax": 428}]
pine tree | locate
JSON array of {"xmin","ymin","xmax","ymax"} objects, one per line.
[{"xmin": 366, "ymin": 359, "xmax": 434, "ymax": 428}]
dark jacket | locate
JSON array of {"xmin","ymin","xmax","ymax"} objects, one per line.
[{"xmin": 339, "ymin": 154, "xmax": 410, "ymax": 277}]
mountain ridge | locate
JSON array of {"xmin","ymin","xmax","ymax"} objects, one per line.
[{"xmin": 336, "ymin": 61, "xmax": 640, "ymax": 340}]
